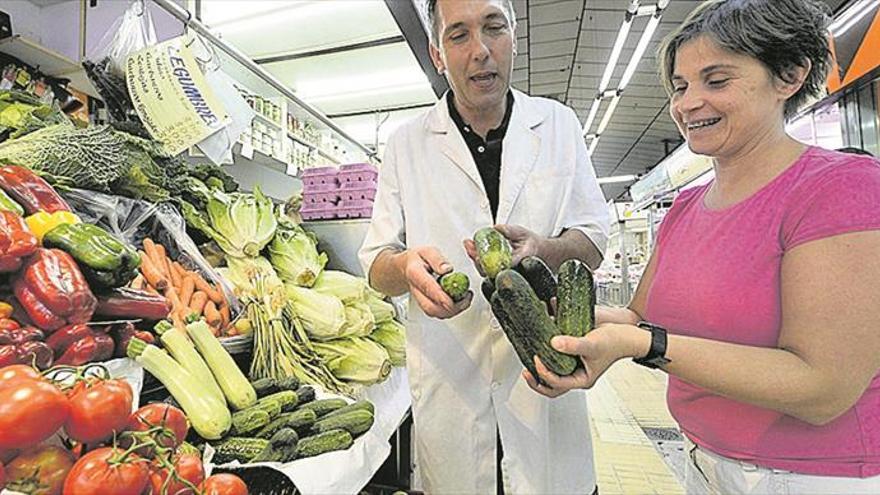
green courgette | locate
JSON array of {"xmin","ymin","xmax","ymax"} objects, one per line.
[
  {"xmin": 474, "ymin": 227, "xmax": 512, "ymax": 279},
  {"xmin": 556, "ymin": 259, "xmax": 595, "ymax": 337},
  {"xmin": 493, "ymin": 269, "xmax": 577, "ymax": 376},
  {"xmin": 296, "ymin": 429, "xmax": 353, "ymax": 458}
]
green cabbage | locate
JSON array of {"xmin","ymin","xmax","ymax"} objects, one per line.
[
  {"xmin": 313, "ymin": 337, "xmax": 392, "ymax": 385},
  {"xmin": 341, "ymin": 301, "xmax": 375, "ymax": 339},
  {"xmin": 365, "ymin": 290, "xmax": 395, "ymax": 324},
  {"xmin": 369, "ymin": 320, "xmax": 406, "ymax": 367},
  {"xmin": 205, "ymin": 186, "xmax": 277, "ymax": 258},
  {"xmin": 313, "ymin": 270, "xmax": 367, "ymax": 303},
  {"xmin": 286, "ymin": 285, "xmax": 346, "ymax": 340},
  {"xmin": 269, "ymin": 220, "xmax": 328, "ymax": 287}
]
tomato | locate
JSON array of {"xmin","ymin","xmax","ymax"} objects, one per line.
[
  {"xmin": 62, "ymin": 447, "xmax": 149, "ymax": 495},
  {"xmin": 199, "ymin": 474, "xmax": 248, "ymax": 495},
  {"xmin": 147, "ymin": 453, "xmax": 204, "ymax": 495},
  {"xmin": 0, "ymin": 379, "xmax": 68, "ymax": 450},
  {"xmin": 0, "ymin": 364, "xmax": 40, "ymax": 389},
  {"xmin": 5, "ymin": 445, "xmax": 75, "ymax": 495},
  {"xmin": 0, "ymin": 462, "xmax": 5, "ymax": 490},
  {"xmin": 125, "ymin": 403, "xmax": 189, "ymax": 457},
  {"xmin": 65, "ymin": 378, "xmax": 133, "ymax": 444}
]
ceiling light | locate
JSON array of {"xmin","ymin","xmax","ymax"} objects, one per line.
[
  {"xmin": 596, "ymin": 94, "xmax": 621, "ymax": 135},
  {"xmin": 598, "ymin": 12, "xmax": 635, "ymax": 93},
  {"xmin": 296, "ymin": 68, "xmax": 428, "ymax": 99},
  {"xmin": 589, "ymin": 137, "xmax": 600, "ymax": 154},
  {"xmin": 830, "ymin": 0, "xmax": 878, "ymax": 34},
  {"xmin": 582, "ymin": 97, "xmax": 602, "ymax": 135},
  {"xmin": 832, "ymin": 0, "xmax": 879, "ymax": 36},
  {"xmin": 619, "ymin": 12, "xmax": 662, "ymax": 90},
  {"xmin": 597, "ymin": 174, "xmax": 639, "ymax": 184}
]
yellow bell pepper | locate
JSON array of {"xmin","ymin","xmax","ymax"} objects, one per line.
[
  {"xmin": 25, "ymin": 211, "xmax": 81, "ymax": 243},
  {"xmin": 0, "ymin": 301, "xmax": 12, "ymax": 319}
]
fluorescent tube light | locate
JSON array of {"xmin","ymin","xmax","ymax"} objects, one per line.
[
  {"xmin": 599, "ymin": 19, "xmax": 633, "ymax": 93},
  {"xmin": 619, "ymin": 13, "xmax": 662, "ymax": 91},
  {"xmin": 833, "ymin": 0, "xmax": 879, "ymax": 36},
  {"xmin": 596, "ymin": 174, "xmax": 639, "ymax": 184},
  {"xmin": 582, "ymin": 97, "xmax": 602, "ymax": 135},
  {"xmin": 589, "ymin": 136, "xmax": 601, "ymax": 154},
  {"xmin": 596, "ymin": 95, "xmax": 621, "ymax": 135}
]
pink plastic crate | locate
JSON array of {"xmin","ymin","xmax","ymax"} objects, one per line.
[
  {"xmin": 300, "ymin": 203, "xmax": 338, "ymax": 220},
  {"xmin": 339, "ymin": 181, "xmax": 377, "ymax": 201},
  {"xmin": 338, "ymin": 163, "xmax": 378, "ymax": 184},
  {"xmin": 302, "ymin": 166, "xmax": 339, "ymax": 188},
  {"xmin": 335, "ymin": 199, "xmax": 374, "ymax": 219},
  {"xmin": 302, "ymin": 190, "xmax": 340, "ymax": 204},
  {"xmin": 304, "ymin": 181, "xmax": 339, "ymax": 193}
]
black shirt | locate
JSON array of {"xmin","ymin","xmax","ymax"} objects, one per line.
[{"xmin": 447, "ymin": 91, "xmax": 514, "ymax": 220}]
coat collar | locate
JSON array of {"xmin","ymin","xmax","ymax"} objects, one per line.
[{"xmin": 425, "ymin": 89, "xmax": 547, "ymax": 134}]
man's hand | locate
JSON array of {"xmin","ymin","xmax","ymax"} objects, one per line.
[
  {"xmin": 402, "ymin": 246, "xmax": 472, "ymax": 319},
  {"xmin": 462, "ymin": 224, "xmax": 544, "ymax": 274}
]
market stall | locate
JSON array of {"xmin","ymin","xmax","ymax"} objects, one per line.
[{"xmin": 0, "ymin": 1, "xmax": 414, "ymax": 494}]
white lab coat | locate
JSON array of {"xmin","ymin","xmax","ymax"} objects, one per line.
[{"xmin": 359, "ymin": 90, "xmax": 610, "ymax": 494}]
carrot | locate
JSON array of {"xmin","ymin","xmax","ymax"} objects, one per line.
[
  {"xmin": 193, "ymin": 274, "xmax": 224, "ymax": 305},
  {"xmin": 129, "ymin": 273, "xmax": 145, "ymax": 290},
  {"xmin": 143, "ymin": 238, "xmax": 159, "ymax": 265},
  {"xmin": 204, "ymin": 300, "xmax": 222, "ymax": 328},
  {"xmin": 188, "ymin": 291, "xmax": 208, "ymax": 317},
  {"xmin": 168, "ymin": 260, "xmax": 183, "ymax": 289},
  {"xmin": 165, "ymin": 285, "xmax": 183, "ymax": 314},
  {"xmin": 219, "ymin": 304, "xmax": 231, "ymax": 331},
  {"xmin": 172, "ymin": 262, "xmax": 188, "ymax": 282},
  {"xmin": 171, "ymin": 310, "xmax": 185, "ymax": 330},
  {"xmin": 179, "ymin": 276, "xmax": 195, "ymax": 308},
  {"xmin": 139, "ymin": 252, "xmax": 168, "ymax": 291}
]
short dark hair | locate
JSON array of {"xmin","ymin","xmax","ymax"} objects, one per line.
[
  {"xmin": 425, "ymin": 0, "xmax": 516, "ymax": 46},
  {"xmin": 658, "ymin": 0, "xmax": 832, "ymax": 120}
]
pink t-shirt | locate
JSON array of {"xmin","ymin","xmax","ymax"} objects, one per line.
[{"xmin": 645, "ymin": 146, "xmax": 880, "ymax": 477}]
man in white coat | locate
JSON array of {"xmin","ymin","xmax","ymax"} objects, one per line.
[{"xmin": 359, "ymin": 0, "xmax": 610, "ymax": 493}]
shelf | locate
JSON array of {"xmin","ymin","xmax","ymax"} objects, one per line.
[
  {"xmin": 287, "ymin": 132, "xmax": 341, "ymax": 165},
  {"xmin": 0, "ymin": 35, "xmax": 99, "ymax": 98},
  {"xmin": 252, "ymin": 111, "xmax": 282, "ymax": 130}
]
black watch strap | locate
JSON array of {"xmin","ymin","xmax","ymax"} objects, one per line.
[{"xmin": 633, "ymin": 321, "xmax": 671, "ymax": 369}]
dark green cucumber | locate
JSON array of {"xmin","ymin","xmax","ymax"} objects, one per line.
[
  {"xmin": 514, "ymin": 256, "xmax": 557, "ymax": 306},
  {"xmin": 494, "ymin": 269, "xmax": 577, "ymax": 376},
  {"xmin": 296, "ymin": 429, "xmax": 353, "ymax": 458},
  {"xmin": 299, "ymin": 398, "xmax": 348, "ymax": 418},
  {"xmin": 490, "ymin": 291, "xmax": 539, "ymax": 381},
  {"xmin": 322, "ymin": 400, "xmax": 375, "ymax": 419},
  {"xmin": 256, "ymin": 408, "xmax": 318, "ymax": 439},
  {"xmin": 473, "ymin": 227, "xmax": 512, "ymax": 279},
  {"xmin": 439, "ymin": 272, "xmax": 470, "ymax": 302},
  {"xmin": 311, "ymin": 409, "xmax": 374, "ymax": 437},
  {"xmin": 295, "ymin": 385, "xmax": 316, "ymax": 405},
  {"xmin": 556, "ymin": 259, "xmax": 595, "ymax": 337},
  {"xmin": 481, "ymin": 277, "xmax": 496, "ymax": 303}
]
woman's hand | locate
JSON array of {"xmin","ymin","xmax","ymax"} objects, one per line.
[{"xmin": 524, "ymin": 323, "xmax": 648, "ymax": 397}]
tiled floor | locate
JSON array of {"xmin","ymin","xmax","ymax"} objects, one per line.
[{"xmin": 588, "ymin": 360, "xmax": 686, "ymax": 495}]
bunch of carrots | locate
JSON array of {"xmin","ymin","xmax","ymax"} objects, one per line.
[{"xmin": 131, "ymin": 238, "xmax": 235, "ymax": 336}]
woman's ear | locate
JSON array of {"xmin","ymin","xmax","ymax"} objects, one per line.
[{"xmin": 777, "ymin": 59, "xmax": 812, "ymax": 100}]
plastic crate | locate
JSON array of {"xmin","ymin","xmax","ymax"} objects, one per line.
[
  {"xmin": 301, "ymin": 166, "xmax": 339, "ymax": 188},
  {"xmin": 339, "ymin": 180, "xmax": 377, "ymax": 201},
  {"xmin": 303, "ymin": 189, "xmax": 341, "ymax": 204},
  {"xmin": 300, "ymin": 203, "xmax": 339, "ymax": 220},
  {"xmin": 338, "ymin": 163, "xmax": 378, "ymax": 184},
  {"xmin": 335, "ymin": 199, "xmax": 374, "ymax": 219}
]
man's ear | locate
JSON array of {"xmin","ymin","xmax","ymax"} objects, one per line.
[{"xmin": 429, "ymin": 43, "xmax": 445, "ymax": 75}]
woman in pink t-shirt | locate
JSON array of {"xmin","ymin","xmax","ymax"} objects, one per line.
[{"xmin": 526, "ymin": 1, "xmax": 880, "ymax": 494}]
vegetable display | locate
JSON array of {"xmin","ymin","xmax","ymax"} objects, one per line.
[
  {"xmin": 13, "ymin": 248, "xmax": 97, "ymax": 332},
  {"xmin": 43, "ymin": 222, "xmax": 140, "ymax": 289}
]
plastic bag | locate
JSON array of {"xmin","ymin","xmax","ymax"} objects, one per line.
[
  {"xmin": 82, "ymin": 1, "xmax": 157, "ymax": 125},
  {"xmin": 60, "ymin": 188, "xmax": 241, "ymax": 316}
]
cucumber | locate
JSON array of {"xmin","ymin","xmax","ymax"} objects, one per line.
[
  {"xmin": 251, "ymin": 377, "xmax": 279, "ymax": 398},
  {"xmin": 258, "ymin": 390, "xmax": 299, "ymax": 413},
  {"xmin": 211, "ymin": 437, "xmax": 269, "ymax": 464},
  {"xmin": 556, "ymin": 259, "xmax": 595, "ymax": 337},
  {"xmin": 322, "ymin": 400, "xmax": 375, "ymax": 420},
  {"xmin": 299, "ymin": 398, "xmax": 348, "ymax": 418},
  {"xmin": 481, "ymin": 277, "xmax": 496, "ymax": 302},
  {"xmin": 295, "ymin": 385, "xmax": 316, "ymax": 405},
  {"xmin": 439, "ymin": 272, "xmax": 470, "ymax": 302},
  {"xmin": 296, "ymin": 429, "xmax": 353, "ymax": 458},
  {"xmin": 514, "ymin": 256, "xmax": 557, "ymax": 306},
  {"xmin": 474, "ymin": 227, "xmax": 512, "ymax": 279},
  {"xmin": 311, "ymin": 409, "xmax": 374, "ymax": 437},
  {"xmin": 256, "ymin": 408, "xmax": 317, "ymax": 439},
  {"xmin": 493, "ymin": 269, "xmax": 577, "ymax": 376},
  {"xmin": 230, "ymin": 408, "xmax": 271, "ymax": 436}
]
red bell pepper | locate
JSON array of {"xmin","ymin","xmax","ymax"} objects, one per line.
[
  {"xmin": 0, "ymin": 210, "xmax": 37, "ymax": 273},
  {"xmin": 13, "ymin": 248, "xmax": 97, "ymax": 332},
  {"xmin": 45, "ymin": 323, "xmax": 92, "ymax": 355},
  {"xmin": 54, "ymin": 332, "xmax": 114, "ymax": 366},
  {"xmin": 0, "ymin": 341, "xmax": 53, "ymax": 369},
  {"xmin": 0, "ymin": 165, "xmax": 70, "ymax": 215},
  {"xmin": 0, "ymin": 325, "xmax": 44, "ymax": 345}
]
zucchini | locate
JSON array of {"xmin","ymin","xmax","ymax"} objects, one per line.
[
  {"xmin": 251, "ymin": 377, "xmax": 278, "ymax": 398},
  {"xmin": 481, "ymin": 277, "xmax": 496, "ymax": 303},
  {"xmin": 322, "ymin": 400, "xmax": 375, "ymax": 419},
  {"xmin": 438, "ymin": 272, "xmax": 470, "ymax": 302},
  {"xmin": 231, "ymin": 408, "xmax": 271, "ymax": 436},
  {"xmin": 514, "ymin": 256, "xmax": 557, "ymax": 306},
  {"xmin": 186, "ymin": 320, "xmax": 257, "ymax": 411},
  {"xmin": 256, "ymin": 409, "xmax": 318, "ymax": 439},
  {"xmin": 299, "ymin": 398, "xmax": 348, "ymax": 418},
  {"xmin": 473, "ymin": 227, "xmax": 512, "ymax": 279},
  {"xmin": 127, "ymin": 338, "xmax": 231, "ymax": 440},
  {"xmin": 258, "ymin": 390, "xmax": 299, "ymax": 413},
  {"xmin": 211, "ymin": 437, "xmax": 269, "ymax": 464},
  {"xmin": 493, "ymin": 269, "xmax": 577, "ymax": 376},
  {"xmin": 156, "ymin": 324, "xmax": 225, "ymax": 405},
  {"xmin": 296, "ymin": 429, "xmax": 353, "ymax": 458},
  {"xmin": 556, "ymin": 259, "xmax": 595, "ymax": 337},
  {"xmin": 295, "ymin": 385, "xmax": 316, "ymax": 405},
  {"xmin": 311, "ymin": 409, "xmax": 374, "ymax": 438}
]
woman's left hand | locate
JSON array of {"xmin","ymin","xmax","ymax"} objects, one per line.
[{"xmin": 524, "ymin": 323, "xmax": 644, "ymax": 397}]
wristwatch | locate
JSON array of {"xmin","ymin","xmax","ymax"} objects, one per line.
[{"xmin": 632, "ymin": 321, "xmax": 671, "ymax": 369}]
